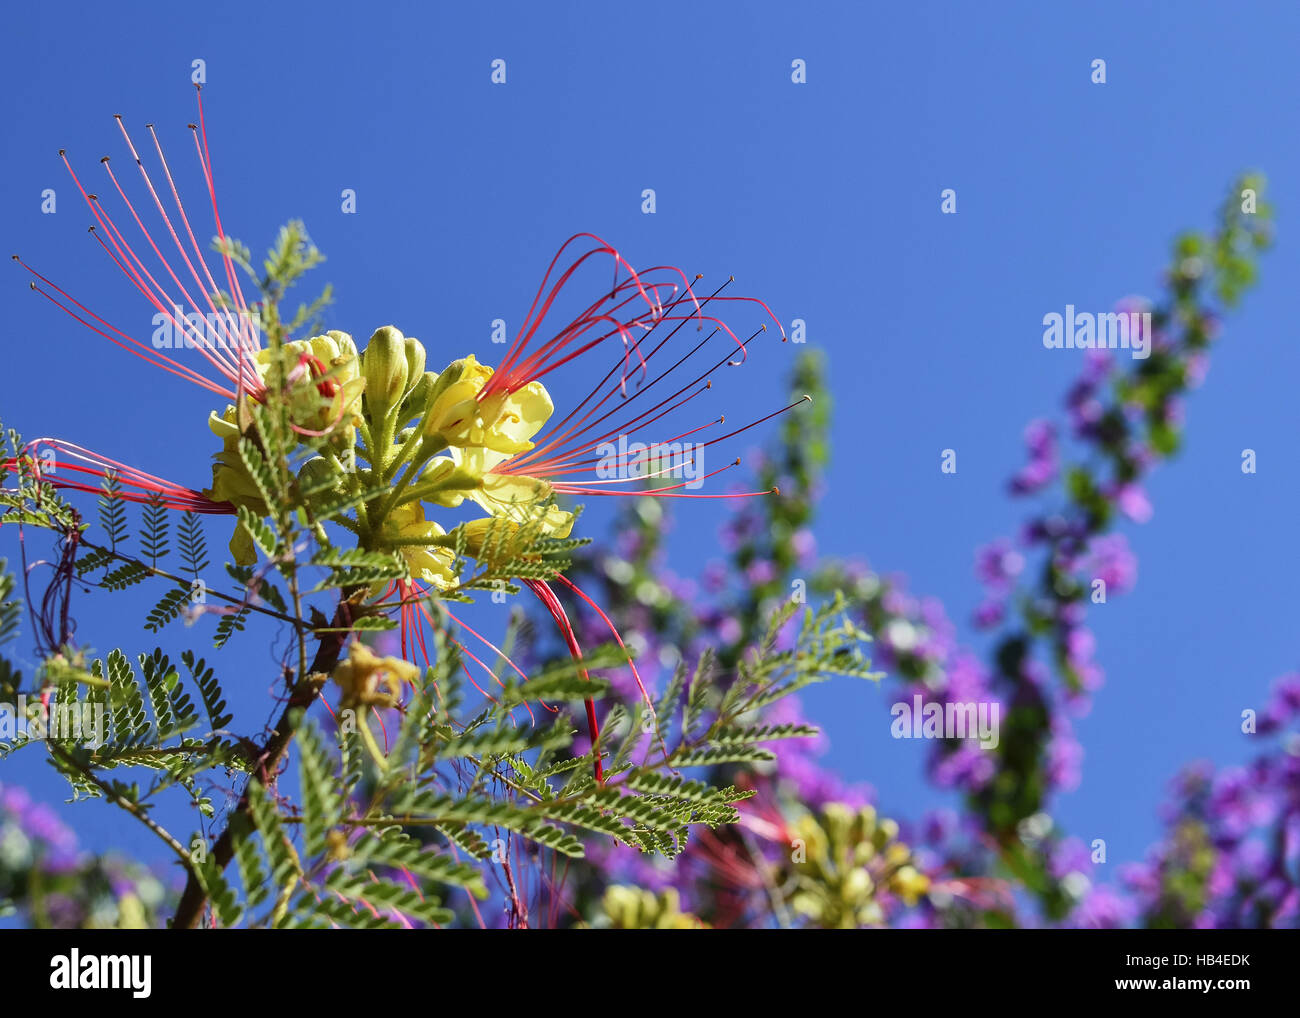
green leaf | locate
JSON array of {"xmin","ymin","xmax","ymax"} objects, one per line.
[
  {"xmin": 144, "ymin": 584, "xmax": 192, "ymax": 633},
  {"xmin": 236, "ymin": 505, "xmax": 277, "ymax": 559},
  {"xmin": 182, "ymin": 650, "xmax": 233, "ymax": 731},
  {"xmin": 298, "ymin": 723, "xmax": 343, "ymax": 860},
  {"xmin": 138, "ymin": 492, "xmax": 170, "ymax": 567},
  {"xmin": 178, "ymin": 510, "xmax": 210, "ymax": 577}
]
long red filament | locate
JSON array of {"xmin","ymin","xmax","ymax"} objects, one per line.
[
  {"xmin": 6, "ymin": 439, "xmax": 232, "ymax": 513},
  {"xmin": 525, "ymin": 579, "xmax": 602, "ymax": 782}
]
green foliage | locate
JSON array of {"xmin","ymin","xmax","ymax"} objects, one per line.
[
  {"xmin": 224, "ymin": 564, "xmax": 288, "ymax": 614},
  {"xmin": 0, "ymin": 560, "xmax": 20, "ymax": 647},
  {"xmin": 2, "ymin": 639, "xmax": 249, "ymax": 831},
  {"xmin": 144, "ymin": 584, "xmax": 192, "ymax": 633},
  {"xmin": 183, "ymin": 650, "xmax": 233, "ymax": 731},
  {"xmin": 102, "ymin": 561, "xmax": 151, "ymax": 591},
  {"xmin": 0, "ymin": 215, "xmax": 882, "ymax": 932},
  {"xmin": 98, "ymin": 473, "xmax": 129, "ymax": 551},
  {"xmin": 134, "ymin": 590, "xmax": 873, "ymax": 927},
  {"xmin": 178, "ymin": 511, "xmax": 209, "ymax": 578},
  {"xmin": 0, "ymin": 424, "xmax": 80, "ymax": 532},
  {"xmin": 75, "ymin": 546, "xmax": 115, "ymax": 578},
  {"xmin": 310, "ymin": 545, "xmax": 405, "ymax": 588},
  {"xmin": 235, "ymin": 504, "xmax": 277, "ymax": 559},
  {"xmin": 212, "ymin": 605, "xmax": 250, "ymax": 649},
  {"xmin": 138, "ymin": 493, "xmax": 170, "ymax": 568}
]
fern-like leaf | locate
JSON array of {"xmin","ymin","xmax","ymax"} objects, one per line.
[{"xmin": 138, "ymin": 492, "xmax": 170, "ymax": 567}]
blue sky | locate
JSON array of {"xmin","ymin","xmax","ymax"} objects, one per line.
[{"xmin": 2, "ymin": 0, "xmax": 1298, "ymax": 882}]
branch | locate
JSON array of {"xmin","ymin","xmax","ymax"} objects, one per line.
[{"xmin": 170, "ymin": 593, "xmax": 359, "ymax": 928}]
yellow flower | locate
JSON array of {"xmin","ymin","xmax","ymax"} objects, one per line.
[
  {"xmin": 205, "ymin": 332, "xmax": 365, "ymax": 566},
  {"xmin": 205, "ymin": 406, "xmax": 267, "ymax": 514},
  {"xmin": 331, "ymin": 642, "xmax": 421, "ymax": 710},
  {"xmin": 380, "ymin": 502, "xmax": 458, "ymax": 589},
  {"xmin": 784, "ymin": 803, "xmax": 930, "ymax": 927},
  {"xmin": 422, "ymin": 355, "xmax": 495, "ymax": 445},
  {"xmin": 889, "ymin": 865, "xmax": 931, "ymax": 907},
  {"xmin": 418, "ymin": 360, "xmax": 573, "ymax": 538},
  {"xmin": 410, "ymin": 456, "xmax": 476, "ymax": 510},
  {"xmin": 600, "ymin": 885, "xmax": 706, "ymax": 929},
  {"xmin": 456, "ymin": 463, "xmax": 575, "ymax": 539},
  {"xmin": 203, "ymin": 406, "xmax": 266, "ymax": 566},
  {"xmin": 424, "ymin": 356, "xmax": 555, "ymax": 456},
  {"xmin": 474, "ymin": 380, "xmax": 555, "ymax": 455},
  {"xmin": 254, "ymin": 330, "xmax": 364, "ymax": 433}
]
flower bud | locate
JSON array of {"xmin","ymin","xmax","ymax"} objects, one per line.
[
  {"xmin": 424, "ymin": 359, "xmax": 467, "ymax": 409},
  {"xmin": 297, "ymin": 455, "xmax": 343, "ymax": 498},
  {"xmin": 325, "ymin": 330, "xmax": 358, "ymax": 361},
  {"xmin": 362, "ymin": 326, "xmax": 409, "ymax": 423},
  {"xmin": 416, "ymin": 456, "xmax": 474, "ymax": 508},
  {"xmin": 398, "ymin": 371, "xmax": 436, "ymax": 428},
  {"xmin": 458, "ymin": 516, "xmax": 514, "ymax": 561},
  {"xmin": 890, "ymin": 865, "xmax": 931, "ymax": 906},
  {"xmin": 404, "ymin": 335, "xmax": 426, "ymax": 390}
]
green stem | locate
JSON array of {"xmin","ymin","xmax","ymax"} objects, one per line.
[
  {"xmin": 49, "ymin": 744, "xmax": 193, "ymax": 868},
  {"xmin": 170, "ymin": 593, "xmax": 360, "ymax": 928}
]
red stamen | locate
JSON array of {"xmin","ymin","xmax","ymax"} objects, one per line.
[
  {"xmin": 6, "ymin": 439, "xmax": 233, "ymax": 513},
  {"xmin": 524, "ymin": 579, "xmax": 603, "ymax": 782},
  {"xmin": 17, "ymin": 90, "xmax": 267, "ymax": 402}
]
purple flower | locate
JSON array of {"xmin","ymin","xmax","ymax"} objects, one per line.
[
  {"xmin": 921, "ymin": 808, "xmax": 959, "ymax": 847},
  {"xmin": 1079, "ymin": 533, "xmax": 1138, "ymax": 595},
  {"xmin": 1046, "ymin": 720, "xmax": 1084, "ymax": 791},
  {"xmin": 1208, "ymin": 767, "xmax": 1277, "ymax": 841},
  {"xmin": 0, "ymin": 785, "xmax": 33, "ymax": 816},
  {"xmin": 1118, "ymin": 861, "xmax": 1161, "ymax": 902},
  {"xmin": 1074, "ymin": 885, "xmax": 1137, "ymax": 928},
  {"xmin": 1068, "ymin": 395, "xmax": 1105, "ymax": 437},
  {"xmin": 1109, "ymin": 482, "xmax": 1154, "ymax": 523},
  {"xmin": 1009, "ymin": 420, "xmax": 1059, "ymax": 495},
  {"xmin": 701, "ymin": 560, "xmax": 728, "ymax": 594},
  {"xmin": 942, "ymin": 653, "xmax": 992, "ymax": 704},
  {"xmin": 930, "ymin": 744, "xmax": 996, "ymax": 790},
  {"xmin": 790, "ymin": 528, "xmax": 817, "ymax": 566},
  {"xmin": 972, "ymin": 598, "xmax": 1005, "ymax": 629},
  {"xmin": 1048, "ymin": 837, "xmax": 1094, "ymax": 880},
  {"xmin": 1081, "ymin": 345, "xmax": 1118, "ymax": 383},
  {"xmin": 974, "ymin": 539, "xmax": 1024, "ymax": 593},
  {"xmin": 1064, "ymin": 626, "xmax": 1096, "ymax": 667},
  {"xmin": 1260, "ymin": 673, "xmax": 1300, "ymax": 732}
]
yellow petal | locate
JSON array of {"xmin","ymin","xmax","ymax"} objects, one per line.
[{"xmin": 229, "ymin": 521, "xmax": 257, "ymax": 566}]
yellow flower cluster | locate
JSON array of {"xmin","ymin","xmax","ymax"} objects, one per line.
[
  {"xmin": 202, "ymin": 327, "xmax": 573, "ymax": 583},
  {"xmin": 786, "ymin": 803, "xmax": 931, "ymax": 928},
  {"xmin": 598, "ymin": 885, "xmax": 707, "ymax": 929},
  {"xmin": 205, "ymin": 331, "xmax": 364, "ymax": 564}
]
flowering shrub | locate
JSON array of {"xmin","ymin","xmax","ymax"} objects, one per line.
[
  {"xmin": 0, "ymin": 91, "xmax": 874, "ymax": 929},
  {"xmin": 0, "ymin": 90, "xmax": 1289, "ymax": 930}
]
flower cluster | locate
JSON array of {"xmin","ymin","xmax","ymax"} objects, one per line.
[
  {"xmin": 1118, "ymin": 673, "xmax": 1300, "ymax": 928},
  {"xmin": 9, "ymin": 91, "xmax": 796, "ymax": 790}
]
